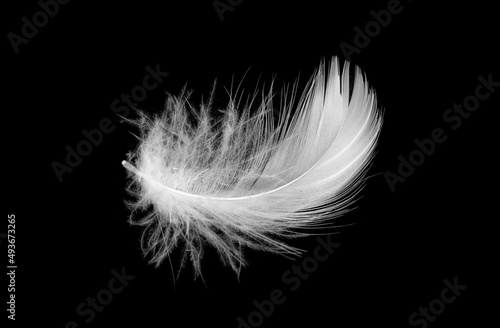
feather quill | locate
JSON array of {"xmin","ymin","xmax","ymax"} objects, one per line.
[{"xmin": 122, "ymin": 58, "xmax": 382, "ymax": 278}]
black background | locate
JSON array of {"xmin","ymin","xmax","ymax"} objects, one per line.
[{"xmin": 4, "ymin": 0, "xmax": 498, "ymax": 327}]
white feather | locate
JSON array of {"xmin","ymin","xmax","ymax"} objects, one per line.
[{"xmin": 122, "ymin": 58, "xmax": 382, "ymax": 278}]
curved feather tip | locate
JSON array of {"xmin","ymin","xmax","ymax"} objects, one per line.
[{"xmin": 122, "ymin": 58, "xmax": 383, "ymax": 278}]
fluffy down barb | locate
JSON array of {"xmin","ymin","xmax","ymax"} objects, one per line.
[{"xmin": 122, "ymin": 58, "xmax": 382, "ymax": 278}]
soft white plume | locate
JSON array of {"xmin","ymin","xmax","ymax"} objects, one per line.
[{"xmin": 122, "ymin": 58, "xmax": 382, "ymax": 278}]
